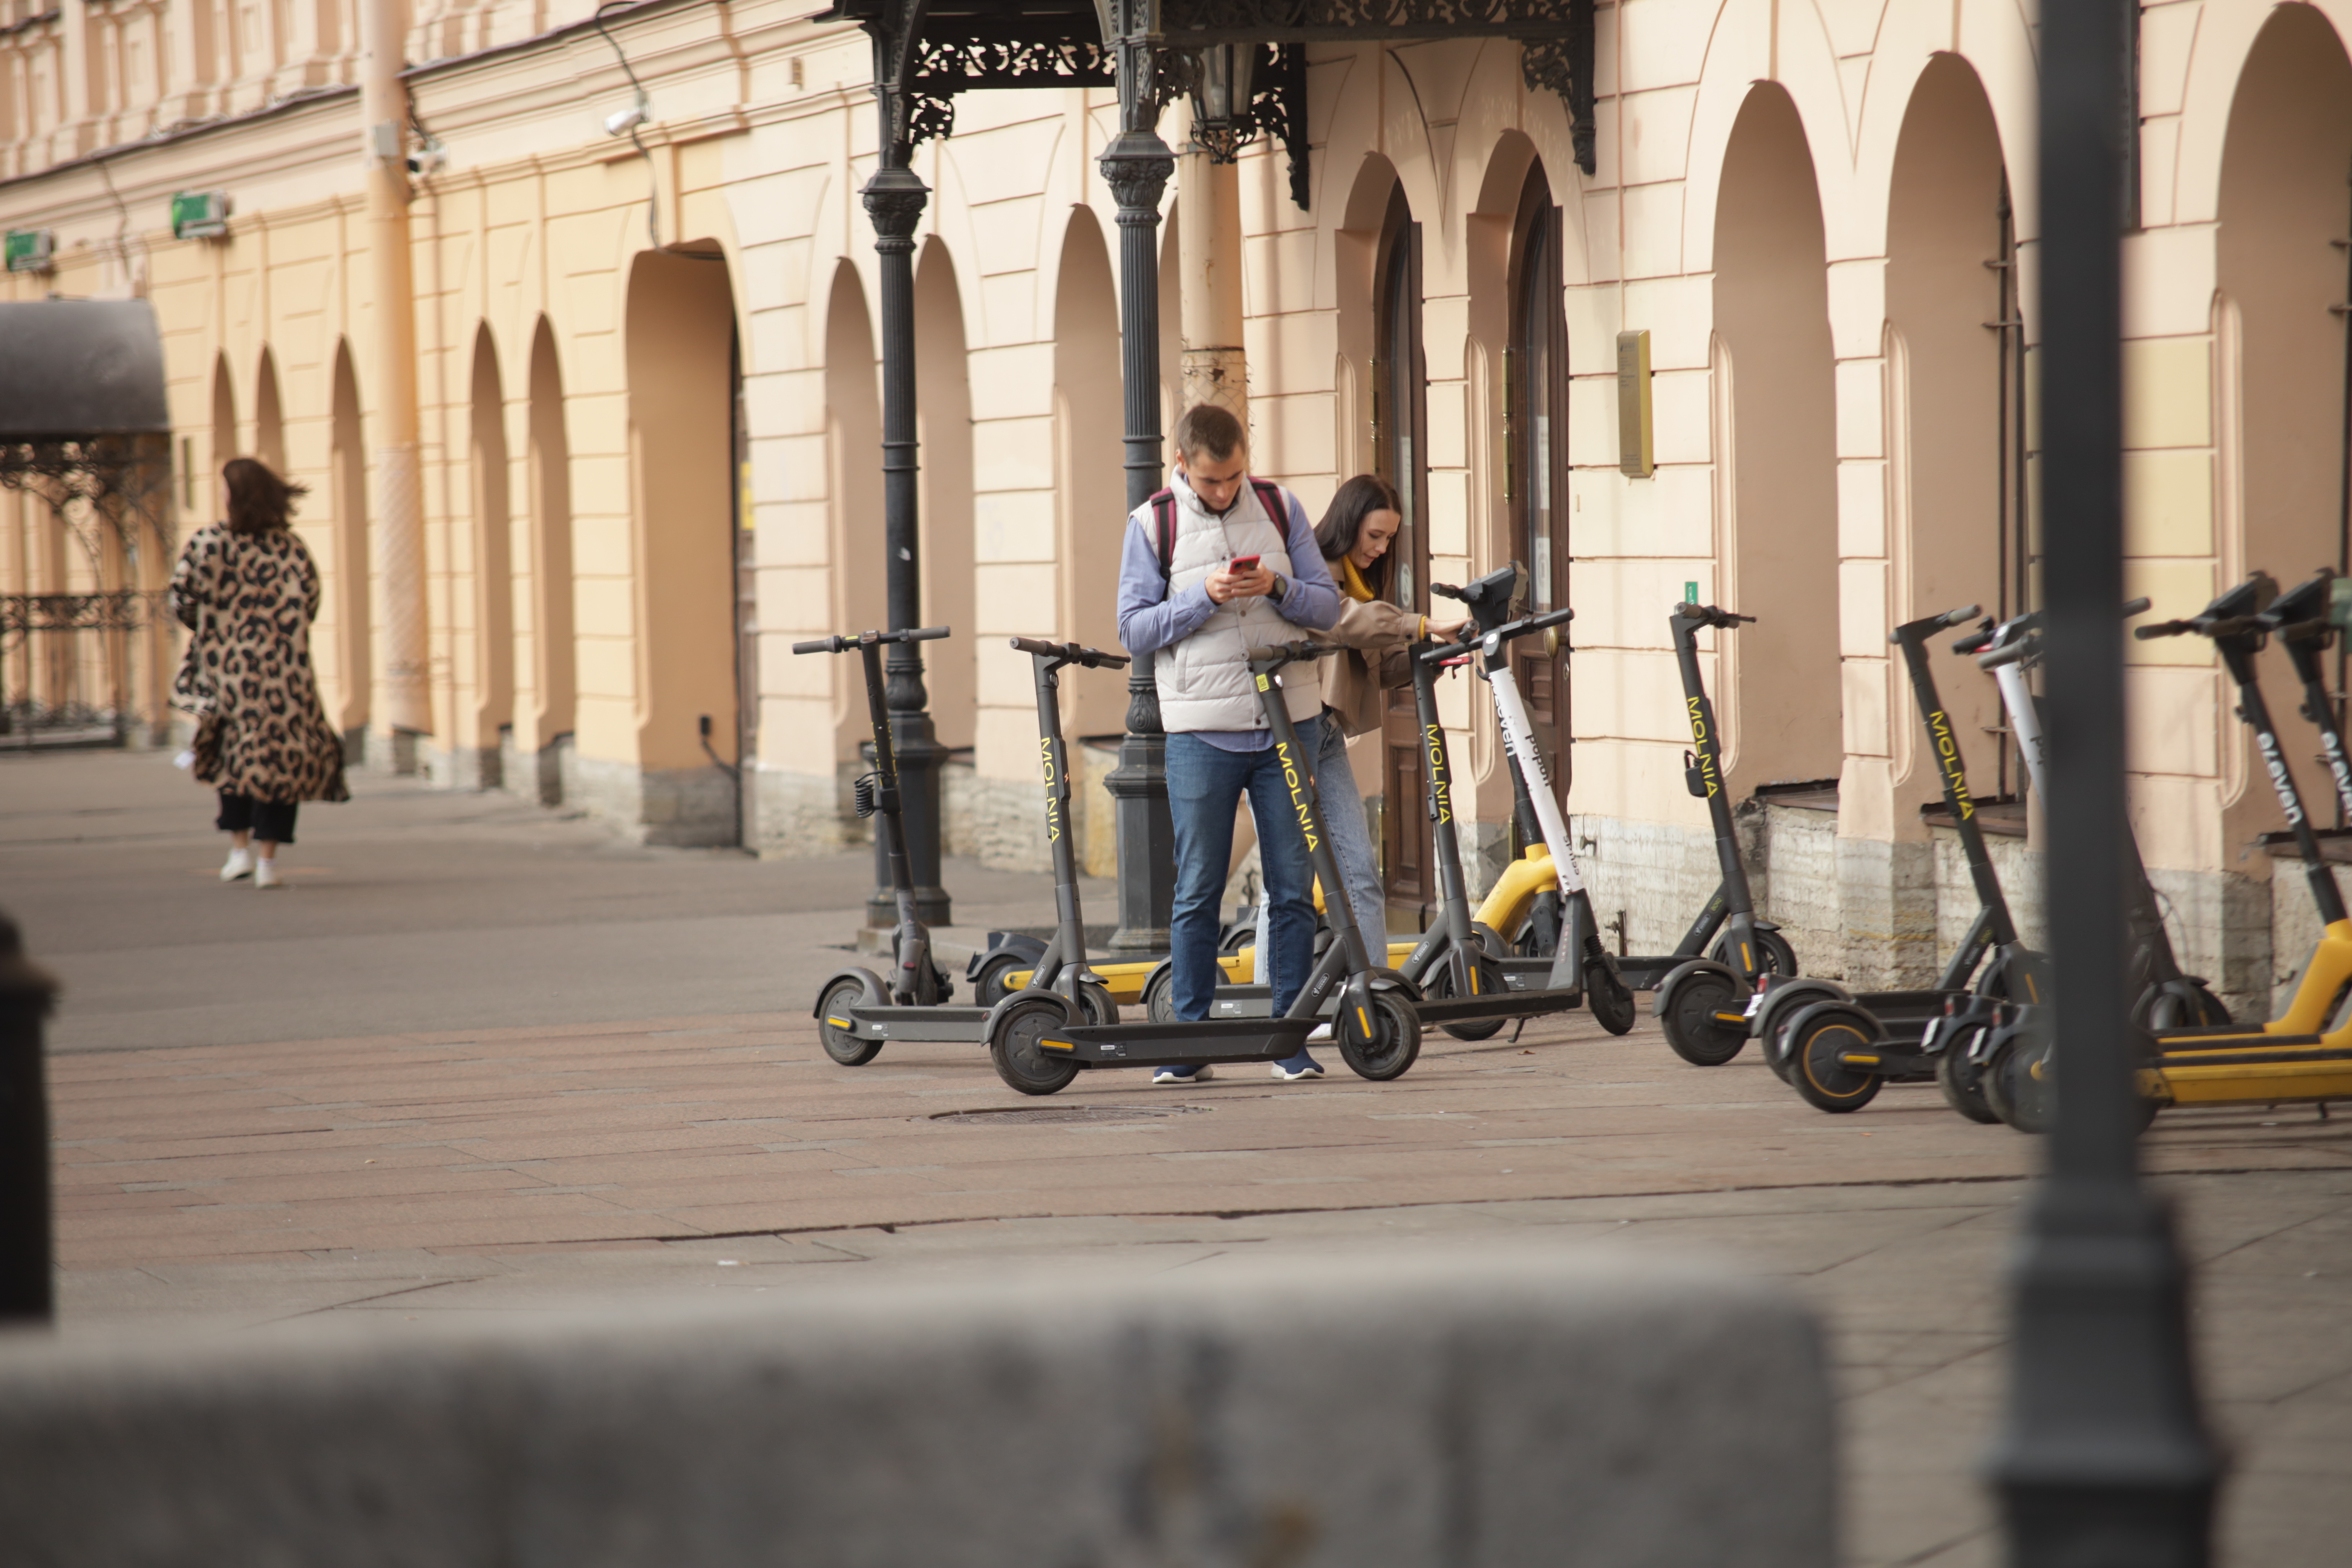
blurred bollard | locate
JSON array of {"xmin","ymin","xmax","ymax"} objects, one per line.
[
  {"xmin": 0, "ymin": 914, "xmax": 58, "ymax": 1325},
  {"xmin": 0, "ymin": 1250, "xmax": 1834, "ymax": 1565}
]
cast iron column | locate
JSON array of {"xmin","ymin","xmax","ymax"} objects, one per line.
[
  {"xmin": 863, "ymin": 162, "xmax": 952, "ymax": 929},
  {"xmin": 1987, "ymin": 0, "xmax": 2219, "ymax": 1560},
  {"xmin": 1098, "ymin": 25, "xmax": 1179, "ymax": 956},
  {"xmin": 0, "ymin": 913, "xmax": 57, "ymax": 1325}
]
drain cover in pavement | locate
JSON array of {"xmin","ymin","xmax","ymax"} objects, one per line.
[{"xmin": 929, "ymin": 1104, "xmax": 1210, "ymax": 1125}]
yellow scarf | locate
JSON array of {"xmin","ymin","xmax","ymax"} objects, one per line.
[{"xmin": 1336, "ymin": 554, "xmax": 1376, "ymax": 603}]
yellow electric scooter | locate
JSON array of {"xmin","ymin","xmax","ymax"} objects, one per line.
[{"xmin": 1985, "ymin": 574, "xmax": 2352, "ymax": 1128}]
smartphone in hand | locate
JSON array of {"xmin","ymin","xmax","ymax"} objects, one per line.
[{"xmin": 1228, "ymin": 554, "xmax": 1262, "ymax": 574}]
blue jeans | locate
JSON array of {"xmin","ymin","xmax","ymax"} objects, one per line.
[
  {"xmin": 1167, "ymin": 714, "xmax": 1324, "ymax": 1023},
  {"xmin": 1252, "ymin": 709, "xmax": 1388, "ymax": 966}
]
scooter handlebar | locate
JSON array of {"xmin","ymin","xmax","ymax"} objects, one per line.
[
  {"xmin": 1008, "ymin": 635, "xmax": 1130, "ymax": 669},
  {"xmin": 1672, "ymin": 602, "xmax": 1755, "ymax": 630},
  {"xmin": 1246, "ymin": 640, "xmax": 1332, "ymax": 672},
  {"xmin": 2134, "ymin": 614, "xmax": 2266, "ymax": 642},
  {"xmin": 790, "ymin": 625, "xmax": 953, "ymax": 655},
  {"xmin": 1977, "ymin": 637, "xmax": 2034, "ymax": 670},
  {"xmin": 2122, "ymin": 597, "xmax": 2153, "ymax": 618}
]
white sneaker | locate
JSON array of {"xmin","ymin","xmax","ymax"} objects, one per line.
[
  {"xmin": 220, "ymin": 847, "xmax": 255, "ymax": 882},
  {"xmin": 254, "ymin": 859, "xmax": 285, "ymax": 890},
  {"xmin": 1152, "ymin": 1064, "xmax": 1214, "ymax": 1086},
  {"xmin": 1305, "ymin": 1023, "xmax": 1334, "ymax": 1044}
]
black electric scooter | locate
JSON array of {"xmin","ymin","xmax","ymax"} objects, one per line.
[
  {"xmin": 1745, "ymin": 605, "xmax": 2047, "ymax": 1112},
  {"xmin": 1978, "ymin": 574, "xmax": 2352, "ymax": 1132},
  {"xmin": 1641, "ymin": 603, "xmax": 1803, "ymax": 1065},
  {"xmin": 805, "ymin": 631, "xmax": 1119, "ymax": 1064},
  {"xmin": 1153, "ymin": 593, "xmax": 1614, "ymax": 1041},
  {"xmin": 980, "ymin": 642, "xmax": 1424, "ymax": 1095}
]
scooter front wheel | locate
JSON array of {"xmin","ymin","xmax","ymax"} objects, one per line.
[
  {"xmin": 1660, "ymin": 970, "xmax": 1748, "ymax": 1066},
  {"xmin": 816, "ymin": 977, "xmax": 884, "ymax": 1067},
  {"xmin": 1585, "ymin": 957, "xmax": 1637, "ymax": 1035},
  {"xmin": 988, "ymin": 997, "xmax": 1082, "ymax": 1096},
  {"xmin": 1710, "ymin": 928, "xmax": 1799, "ymax": 980},
  {"xmin": 1432, "ymin": 952, "xmax": 1511, "ymax": 1041},
  {"xmin": 1936, "ymin": 1039, "xmax": 2000, "ymax": 1124},
  {"xmin": 1787, "ymin": 1006, "xmax": 1883, "ymax": 1113},
  {"xmin": 1338, "ymin": 991, "xmax": 1422, "ymax": 1081}
]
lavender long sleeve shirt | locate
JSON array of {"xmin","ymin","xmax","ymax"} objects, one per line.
[{"xmin": 1115, "ymin": 478, "xmax": 1343, "ymax": 752}]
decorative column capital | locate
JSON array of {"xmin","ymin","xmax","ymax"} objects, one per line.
[
  {"xmin": 861, "ymin": 166, "xmax": 930, "ymax": 250},
  {"xmin": 1097, "ymin": 130, "xmax": 1175, "ymax": 217}
]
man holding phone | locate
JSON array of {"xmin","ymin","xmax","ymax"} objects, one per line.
[{"xmin": 1117, "ymin": 403, "xmax": 1342, "ymax": 1083}]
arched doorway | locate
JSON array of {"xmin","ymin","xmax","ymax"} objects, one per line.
[
  {"xmin": 1886, "ymin": 55, "xmax": 2010, "ymax": 802},
  {"xmin": 1505, "ymin": 160, "xmax": 1571, "ymax": 816},
  {"xmin": 468, "ymin": 324, "xmax": 514, "ymax": 787},
  {"xmin": 915, "ymin": 238, "xmax": 976, "ymax": 752},
  {"xmin": 1053, "ymin": 210, "xmax": 1127, "ymax": 739},
  {"xmin": 2217, "ymin": 6, "xmax": 2352, "ymax": 834},
  {"xmin": 1710, "ymin": 84, "xmax": 1839, "ymax": 794},
  {"xmin": 521, "ymin": 317, "xmax": 576, "ymax": 805},
  {"xmin": 624, "ymin": 247, "xmax": 743, "ymax": 846},
  {"xmin": 1373, "ymin": 182, "xmax": 1433, "ymax": 925},
  {"xmin": 823, "ymin": 261, "xmax": 885, "ymax": 769},
  {"xmin": 253, "ymin": 348, "xmax": 284, "ymax": 473},
  {"xmin": 328, "ymin": 341, "xmax": 370, "ymax": 746}
]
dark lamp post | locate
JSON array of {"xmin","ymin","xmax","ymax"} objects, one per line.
[{"xmin": 1988, "ymin": 0, "xmax": 2220, "ymax": 1561}]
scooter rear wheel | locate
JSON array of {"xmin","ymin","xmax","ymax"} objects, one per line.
[
  {"xmin": 1788, "ymin": 1006, "xmax": 1884, "ymax": 1113},
  {"xmin": 1585, "ymin": 957, "xmax": 1637, "ymax": 1035},
  {"xmin": 816, "ymin": 977, "xmax": 884, "ymax": 1067},
  {"xmin": 1338, "ymin": 991, "xmax": 1422, "ymax": 1081},
  {"xmin": 988, "ymin": 996, "xmax": 1082, "ymax": 1096},
  {"xmin": 1660, "ymin": 970, "xmax": 1748, "ymax": 1066}
]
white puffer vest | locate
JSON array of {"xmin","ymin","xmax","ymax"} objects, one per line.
[{"xmin": 1141, "ymin": 476, "xmax": 1323, "ymax": 735}]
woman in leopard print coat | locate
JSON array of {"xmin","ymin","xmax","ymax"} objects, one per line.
[{"xmin": 171, "ymin": 458, "xmax": 348, "ymax": 888}]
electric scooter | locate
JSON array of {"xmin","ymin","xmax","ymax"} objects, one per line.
[
  {"xmin": 1632, "ymin": 602, "xmax": 1803, "ymax": 1065},
  {"xmin": 805, "ymin": 631, "xmax": 1119, "ymax": 1064},
  {"xmin": 1462, "ymin": 595, "xmax": 1799, "ymax": 1004},
  {"xmin": 1744, "ymin": 605, "xmax": 2048, "ymax": 1112},
  {"xmin": 1982, "ymin": 575, "xmax": 2352, "ymax": 1130},
  {"xmin": 1147, "ymin": 593, "xmax": 1622, "ymax": 1041},
  {"xmin": 980, "ymin": 641, "xmax": 1424, "ymax": 1095}
]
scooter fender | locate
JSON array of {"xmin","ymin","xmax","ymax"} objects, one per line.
[
  {"xmin": 1650, "ymin": 958, "xmax": 1743, "ymax": 1019},
  {"xmin": 968, "ymin": 931, "xmax": 1048, "ymax": 981},
  {"xmin": 1751, "ymin": 976, "xmax": 1852, "ymax": 1055},
  {"xmin": 1366, "ymin": 967, "xmax": 1421, "ymax": 1000},
  {"xmin": 813, "ymin": 965, "xmax": 888, "ymax": 1022},
  {"xmin": 981, "ymin": 986, "xmax": 1084, "ymax": 1045}
]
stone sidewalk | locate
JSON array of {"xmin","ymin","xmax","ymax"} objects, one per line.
[{"xmin": 12, "ymin": 751, "xmax": 2351, "ymax": 1566}]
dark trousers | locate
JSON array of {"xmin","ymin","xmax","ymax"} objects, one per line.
[{"xmin": 216, "ymin": 792, "xmax": 298, "ymax": 845}]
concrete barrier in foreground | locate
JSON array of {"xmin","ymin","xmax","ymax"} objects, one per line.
[{"xmin": 0, "ymin": 1248, "xmax": 1833, "ymax": 1566}]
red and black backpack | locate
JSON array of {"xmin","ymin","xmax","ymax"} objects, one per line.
[{"xmin": 1146, "ymin": 478, "xmax": 1289, "ymax": 582}]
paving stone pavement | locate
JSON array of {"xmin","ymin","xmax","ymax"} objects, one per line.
[{"xmin": 11, "ymin": 752, "xmax": 2352, "ymax": 1566}]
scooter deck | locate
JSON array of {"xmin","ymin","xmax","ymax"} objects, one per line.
[
  {"xmin": 1205, "ymin": 980, "xmax": 1583, "ymax": 1026},
  {"xmin": 837, "ymin": 1004, "xmax": 990, "ymax": 1044},
  {"xmin": 1037, "ymin": 1017, "xmax": 1316, "ymax": 1066}
]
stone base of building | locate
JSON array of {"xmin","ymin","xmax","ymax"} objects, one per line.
[
  {"xmin": 750, "ymin": 761, "xmax": 868, "ymax": 858},
  {"xmin": 499, "ymin": 730, "xmax": 569, "ymax": 808},
  {"xmin": 562, "ymin": 753, "xmax": 738, "ymax": 847}
]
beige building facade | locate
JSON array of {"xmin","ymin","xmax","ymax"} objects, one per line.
[{"xmin": 4, "ymin": 0, "xmax": 2349, "ymax": 1015}]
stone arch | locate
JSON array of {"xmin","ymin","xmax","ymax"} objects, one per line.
[
  {"xmin": 914, "ymin": 237, "xmax": 976, "ymax": 752},
  {"xmin": 328, "ymin": 339, "xmax": 369, "ymax": 741},
  {"xmin": 823, "ymin": 259, "xmax": 885, "ymax": 761},
  {"xmin": 518, "ymin": 315, "xmax": 576, "ymax": 804},
  {"xmin": 1710, "ymin": 82, "xmax": 1838, "ymax": 793},
  {"xmin": 1052, "ymin": 206, "xmax": 1127, "ymax": 739},
  {"xmin": 623, "ymin": 246, "xmax": 744, "ymax": 845},
  {"xmin": 2216, "ymin": 5, "xmax": 2352, "ymax": 834},
  {"xmin": 467, "ymin": 323, "xmax": 514, "ymax": 780},
  {"xmin": 1885, "ymin": 53, "xmax": 2009, "ymax": 799}
]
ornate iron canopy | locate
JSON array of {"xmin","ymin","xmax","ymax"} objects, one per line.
[{"xmin": 820, "ymin": 0, "xmax": 1594, "ymax": 202}]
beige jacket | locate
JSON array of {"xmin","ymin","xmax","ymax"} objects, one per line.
[{"xmin": 1318, "ymin": 593, "xmax": 1427, "ymax": 738}]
